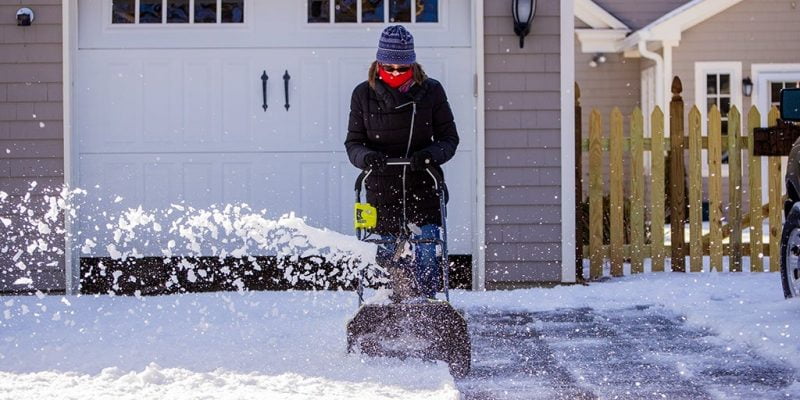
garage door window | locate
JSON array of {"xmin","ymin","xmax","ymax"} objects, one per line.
[
  {"xmin": 112, "ymin": 0, "xmax": 244, "ymax": 24},
  {"xmin": 307, "ymin": 0, "xmax": 438, "ymax": 24}
]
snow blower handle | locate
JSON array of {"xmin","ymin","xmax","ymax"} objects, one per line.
[{"xmin": 354, "ymin": 158, "xmax": 445, "ymax": 194}]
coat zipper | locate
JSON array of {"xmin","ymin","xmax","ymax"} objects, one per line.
[{"xmin": 396, "ymin": 101, "xmax": 417, "ymax": 234}]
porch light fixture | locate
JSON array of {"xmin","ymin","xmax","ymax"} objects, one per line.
[
  {"xmin": 742, "ymin": 77, "xmax": 753, "ymax": 97},
  {"xmin": 589, "ymin": 53, "xmax": 607, "ymax": 68},
  {"xmin": 512, "ymin": 0, "xmax": 537, "ymax": 48}
]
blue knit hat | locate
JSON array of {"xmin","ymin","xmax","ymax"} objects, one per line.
[{"xmin": 376, "ymin": 25, "xmax": 416, "ymax": 65}]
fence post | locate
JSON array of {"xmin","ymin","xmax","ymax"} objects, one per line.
[
  {"xmin": 610, "ymin": 108, "xmax": 625, "ymax": 277},
  {"xmin": 688, "ymin": 106, "xmax": 703, "ymax": 271},
  {"xmin": 651, "ymin": 107, "xmax": 666, "ymax": 272},
  {"xmin": 748, "ymin": 106, "xmax": 763, "ymax": 272},
  {"xmin": 575, "ymin": 83, "xmax": 584, "ymax": 280},
  {"xmin": 768, "ymin": 106, "xmax": 782, "ymax": 272},
  {"xmin": 631, "ymin": 107, "xmax": 645, "ymax": 274},
  {"xmin": 670, "ymin": 77, "xmax": 687, "ymax": 272},
  {"xmin": 728, "ymin": 106, "xmax": 743, "ymax": 272},
  {"xmin": 589, "ymin": 109, "xmax": 604, "ymax": 279},
  {"xmin": 708, "ymin": 105, "xmax": 723, "ymax": 271}
]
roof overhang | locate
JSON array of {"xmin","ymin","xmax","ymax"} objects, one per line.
[
  {"xmin": 575, "ymin": 0, "xmax": 628, "ymax": 30},
  {"xmin": 575, "ymin": 0, "xmax": 744, "ymax": 54}
]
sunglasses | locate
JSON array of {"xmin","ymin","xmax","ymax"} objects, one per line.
[{"xmin": 381, "ymin": 64, "xmax": 411, "ymax": 73}]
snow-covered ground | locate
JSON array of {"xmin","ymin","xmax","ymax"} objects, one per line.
[{"xmin": 1, "ymin": 272, "xmax": 798, "ymax": 399}]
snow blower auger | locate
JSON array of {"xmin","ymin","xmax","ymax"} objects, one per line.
[{"xmin": 346, "ymin": 158, "xmax": 471, "ymax": 379}]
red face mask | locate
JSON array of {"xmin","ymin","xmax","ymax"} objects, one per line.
[{"xmin": 378, "ymin": 66, "xmax": 414, "ymax": 89}]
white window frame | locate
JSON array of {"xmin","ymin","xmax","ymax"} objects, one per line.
[
  {"xmin": 305, "ymin": 0, "xmax": 441, "ymax": 25},
  {"xmin": 751, "ymin": 63, "xmax": 800, "ymax": 204},
  {"xmin": 108, "ymin": 0, "xmax": 249, "ymax": 26},
  {"xmin": 694, "ymin": 62, "xmax": 742, "ymax": 178}
]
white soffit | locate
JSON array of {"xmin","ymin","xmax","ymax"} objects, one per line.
[
  {"xmin": 620, "ymin": 0, "xmax": 744, "ymax": 50},
  {"xmin": 575, "ymin": 29, "xmax": 628, "ymax": 53}
]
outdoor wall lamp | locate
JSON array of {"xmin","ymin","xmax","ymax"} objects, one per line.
[
  {"xmin": 16, "ymin": 8, "xmax": 34, "ymax": 26},
  {"xmin": 512, "ymin": 0, "xmax": 537, "ymax": 48},
  {"xmin": 742, "ymin": 77, "xmax": 754, "ymax": 97},
  {"xmin": 589, "ymin": 53, "xmax": 607, "ymax": 68}
]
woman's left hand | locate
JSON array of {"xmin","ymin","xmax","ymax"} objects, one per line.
[{"xmin": 410, "ymin": 151, "xmax": 434, "ymax": 171}]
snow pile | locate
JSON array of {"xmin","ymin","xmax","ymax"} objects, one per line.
[
  {"xmin": 2, "ymin": 184, "xmax": 384, "ymax": 291},
  {"xmin": 0, "ymin": 290, "xmax": 457, "ymax": 400}
]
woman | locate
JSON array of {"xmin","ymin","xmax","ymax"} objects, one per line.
[{"xmin": 345, "ymin": 25, "xmax": 459, "ymax": 299}]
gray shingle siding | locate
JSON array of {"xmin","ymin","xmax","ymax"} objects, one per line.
[
  {"xmin": 484, "ymin": 0, "xmax": 563, "ymax": 285},
  {"xmin": 0, "ymin": 1, "xmax": 64, "ymax": 292}
]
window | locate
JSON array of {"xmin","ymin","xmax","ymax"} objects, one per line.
[
  {"xmin": 770, "ymin": 81, "xmax": 800, "ymax": 108},
  {"xmin": 694, "ymin": 62, "xmax": 743, "ymax": 177},
  {"xmin": 112, "ymin": 0, "xmax": 244, "ymax": 24},
  {"xmin": 706, "ymin": 73, "xmax": 731, "ymax": 163},
  {"xmin": 307, "ymin": 0, "xmax": 438, "ymax": 24}
]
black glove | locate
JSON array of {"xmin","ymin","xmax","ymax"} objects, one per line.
[
  {"xmin": 410, "ymin": 151, "xmax": 433, "ymax": 171},
  {"xmin": 364, "ymin": 152, "xmax": 388, "ymax": 171}
]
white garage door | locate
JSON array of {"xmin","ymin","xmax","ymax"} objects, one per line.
[{"xmin": 74, "ymin": 1, "xmax": 476, "ymax": 256}]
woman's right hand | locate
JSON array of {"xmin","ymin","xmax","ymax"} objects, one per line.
[{"xmin": 364, "ymin": 152, "xmax": 388, "ymax": 171}]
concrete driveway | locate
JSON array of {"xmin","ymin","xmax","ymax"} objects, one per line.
[{"xmin": 457, "ymin": 305, "xmax": 797, "ymax": 400}]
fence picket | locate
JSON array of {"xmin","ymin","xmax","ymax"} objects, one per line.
[
  {"xmin": 768, "ymin": 106, "xmax": 782, "ymax": 272},
  {"xmin": 630, "ymin": 108, "xmax": 645, "ymax": 274},
  {"xmin": 589, "ymin": 109, "xmax": 604, "ymax": 279},
  {"xmin": 688, "ymin": 106, "xmax": 703, "ymax": 272},
  {"xmin": 748, "ymin": 106, "xmax": 763, "ymax": 272},
  {"xmin": 669, "ymin": 78, "xmax": 686, "ymax": 272},
  {"xmin": 610, "ymin": 108, "xmax": 625, "ymax": 277},
  {"xmin": 728, "ymin": 106, "xmax": 743, "ymax": 272},
  {"xmin": 651, "ymin": 107, "xmax": 666, "ymax": 272},
  {"xmin": 708, "ymin": 105, "xmax": 723, "ymax": 271}
]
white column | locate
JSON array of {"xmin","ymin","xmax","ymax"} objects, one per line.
[{"xmin": 560, "ymin": 0, "xmax": 576, "ymax": 283}]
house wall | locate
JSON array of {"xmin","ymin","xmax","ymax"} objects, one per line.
[
  {"xmin": 672, "ymin": 0, "xmax": 800, "ymax": 114},
  {"xmin": 0, "ymin": 1, "xmax": 65, "ymax": 293},
  {"xmin": 483, "ymin": 0, "xmax": 563, "ymax": 285}
]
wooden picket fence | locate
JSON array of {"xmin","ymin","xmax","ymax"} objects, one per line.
[{"xmin": 576, "ymin": 77, "xmax": 784, "ymax": 279}]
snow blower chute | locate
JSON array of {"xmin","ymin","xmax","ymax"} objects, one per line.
[{"xmin": 346, "ymin": 158, "xmax": 471, "ymax": 378}]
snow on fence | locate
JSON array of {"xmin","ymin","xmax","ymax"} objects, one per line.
[{"xmin": 576, "ymin": 77, "xmax": 785, "ymax": 278}]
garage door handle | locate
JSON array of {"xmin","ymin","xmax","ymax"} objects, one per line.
[
  {"xmin": 283, "ymin": 70, "xmax": 291, "ymax": 111},
  {"xmin": 261, "ymin": 71, "xmax": 269, "ymax": 111}
]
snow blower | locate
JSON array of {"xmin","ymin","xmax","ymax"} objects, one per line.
[{"xmin": 346, "ymin": 158, "xmax": 471, "ymax": 378}]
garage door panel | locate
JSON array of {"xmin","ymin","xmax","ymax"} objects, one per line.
[
  {"xmin": 143, "ymin": 61, "xmax": 173, "ymax": 144},
  {"xmin": 222, "ymin": 162, "xmax": 252, "ymax": 205},
  {"xmin": 144, "ymin": 161, "xmax": 178, "ymax": 207},
  {"xmin": 106, "ymin": 62, "xmax": 141, "ymax": 145},
  {"xmin": 300, "ymin": 161, "xmax": 333, "ymax": 229},
  {"xmin": 182, "ymin": 162, "xmax": 215, "ymax": 204},
  {"xmin": 298, "ymin": 58, "xmax": 334, "ymax": 146},
  {"xmin": 222, "ymin": 61, "xmax": 252, "ymax": 145},
  {"xmin": 183, "ymin": 62, "xmax": 219, "ymax": 146}
]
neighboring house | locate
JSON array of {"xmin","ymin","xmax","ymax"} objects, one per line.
[
  {"xmin": 575, "ymin": 0, "xmax": 800, "ymax": 208},
  {"xmin": 0, "ymin": 1, "xmax": 576, "ymax": 294}
]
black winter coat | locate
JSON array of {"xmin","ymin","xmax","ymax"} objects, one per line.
[{"xmin": 345, "ymin": 78, "xmax": 459, "ymax": 235}]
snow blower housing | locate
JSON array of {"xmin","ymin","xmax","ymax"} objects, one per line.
[{"xmin": 346, "ymin": 158, "xmax": 471, "ymax": 378}]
